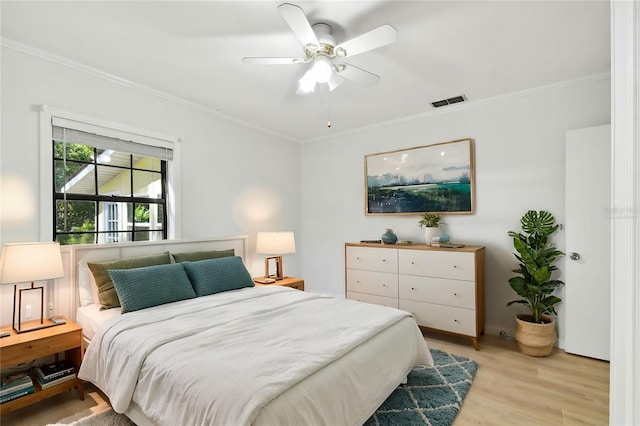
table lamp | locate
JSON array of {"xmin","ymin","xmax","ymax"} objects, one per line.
[
  {"xmin": 0, "ymin": 242, "xmax": 65, "ymax": 333},
  {"xmin": 255, "ymin": 232, "xmax": 296, "ymax": 284}
]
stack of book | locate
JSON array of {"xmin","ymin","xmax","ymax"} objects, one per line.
[
  {"xmin": 1, "ymin": 374, "xmax": 35, "ymax": 404},
  {"xmin": 430, "ymin": 242, "xmax": 465, "ymax": 248},
  {"xmin": 34, "ymin": 360, "xmax": 76, "ymax": 390}
]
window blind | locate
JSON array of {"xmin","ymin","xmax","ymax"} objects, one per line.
[{"xmin": 52, "ymin": 117, "xmax": 174, "ymax": 161}]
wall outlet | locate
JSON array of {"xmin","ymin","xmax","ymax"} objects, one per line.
[{"xmin": 25, "ymin": 304, "xmax": 32, "ymax": 319}]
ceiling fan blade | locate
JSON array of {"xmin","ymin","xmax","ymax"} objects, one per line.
[
  {"xmin": 242, "ymin": 57, "xmax": 306, "ymax": 65},
  {"xmin": 333, "ymin": 24, "xmax": 397, "ymax": 58},
  {"xmin": 335, "ymin": 63, "xmax": 380, "ymax": 87},
  {"xmin": 278, "ymin": 3, "xmax": 319, "ymax": 48}
]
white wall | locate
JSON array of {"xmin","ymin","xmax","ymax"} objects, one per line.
[
  {"xmin": 300, "ymin": 76, "xmax": 611, "ymax": 340},
  {"xmin": 0, "ymin": 46, "xmax": 302, "ymax": 324},
  {"xmin": 0, "ymin": 43, "xmax": 612, "ymax": 343}
]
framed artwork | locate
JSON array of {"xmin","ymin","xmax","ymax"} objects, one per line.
[{"xmin": 365, "ymin": 138, "xmax": 475, "ymax": 215}]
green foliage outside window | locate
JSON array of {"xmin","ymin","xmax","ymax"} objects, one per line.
[{"xmin": 135, "ymin": 204, "xmax": 150, "ymax": 223}]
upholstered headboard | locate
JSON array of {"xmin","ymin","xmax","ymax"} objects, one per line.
[{"xmin": 56, "ymin": 236, "xmax": 249, "ymax": 321}]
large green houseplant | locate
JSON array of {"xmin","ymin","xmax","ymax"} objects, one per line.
[{"xmin": 507, "ymin": 210, "xmax": 565, "ymax": 356}]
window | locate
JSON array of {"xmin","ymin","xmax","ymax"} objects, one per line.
[
  {"xmin": 53, "ymin": 126, "xmax": 170, "ymax": 244},
  {"xmin": 41, "ymin": 107, "xmax": 181, "ymax": 245}
]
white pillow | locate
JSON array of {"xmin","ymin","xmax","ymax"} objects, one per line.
[{"xmin": 78, "ymin": 262, "xmax": 100, "ymax": 306}]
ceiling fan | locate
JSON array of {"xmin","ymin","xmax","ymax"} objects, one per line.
[{"xmin": 243, "ymin": 3, "xmax": 397, "ymax": 95}]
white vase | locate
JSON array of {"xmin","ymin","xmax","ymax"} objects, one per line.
[{"xmin": 423, "ymin": 227, "xmax": 440, "ymax": 243}]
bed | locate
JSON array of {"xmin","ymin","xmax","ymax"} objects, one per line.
[{"xmin": 71, "ymin": 236, "xmax": 432, "ymax": 426}]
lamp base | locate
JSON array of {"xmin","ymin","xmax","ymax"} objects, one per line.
[
  {"xmin": 254, "ymin": 277, "xmax": 277, "ymax": 284},
  {"xmin": 264, "ymin": 256, "xmax": 284, "ymax": 280},
  {"xmin": 13, "ymin": 318, "xmax": 62, "ymax": 334},
  {"xmin": 12, "ymin": 283, "xmax": 63, "ymax": 334}
]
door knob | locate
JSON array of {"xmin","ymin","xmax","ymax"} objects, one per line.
[{"xmin": 570, "ymin": 252, "xmax": 580, "ymax": 261}]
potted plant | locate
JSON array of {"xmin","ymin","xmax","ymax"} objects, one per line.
[
  {"xmin": 418, "ymin": 212, "xmax": 442, "ymax": 243},
  {"xmin": 507, "ymin": 210, "xmax": 565, "ymax": 356}
]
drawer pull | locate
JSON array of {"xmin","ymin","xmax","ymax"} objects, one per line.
[
  {"xmin": 454, "ymin": 319, "xmax": 459, "ymax": 323},
  {"xmin": 411, "ymin": 287, "xmax": 415, "ymax": 291},
  {"xmin": 453, "ymin": 265, "xmax": 457, "ymax": 269},
  {"xmin": 454, "ymin": 292, "xmax": 458, "ymax": 296},
  {"xmin": 382, "ymin": 259, "xmax": 386, "ymax": 262},
  {"xmin": 382, "ymin": 284, "xmax": 387, "ymax": 287},
  {"xmin": 411, "ymin": 261, "xmax": 415, "ymax": 265},
  {"xmin": 356, "ymin": 257, "xmax": 360, "ymax": 260}
]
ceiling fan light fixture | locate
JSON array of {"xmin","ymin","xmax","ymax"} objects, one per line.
[
  {"xmin": 327, "ymin": 73, "xmax": 343, "ymax": 92},
  {"xmin": 311, "ymin": 55, "xmax": 332, "ymax": 83},
  {"xmin": 298, "ymin": 69, "xmax": 317, "ymax": 93}
]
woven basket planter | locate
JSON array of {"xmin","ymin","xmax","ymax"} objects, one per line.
[{"xmin": 515, "ymin": 314, "xmax": 557, "ymax": 357}]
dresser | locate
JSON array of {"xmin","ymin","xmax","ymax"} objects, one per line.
[{"xmin": 345, "ymin": 242, "xmax": 485, "ymax": 350}]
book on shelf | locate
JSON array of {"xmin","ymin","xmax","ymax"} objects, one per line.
[
  {"xmin": 1, "ymin": 375, "xmax": 33, "ymax": 397},
  {"xmin": 0, "ymin": 386, "xmax": 35, "ymax": 404},
  {"xmin": 430, "ymin": 242, "xmax": 466, "ymax": 248},
  {"xmin": 35, "ymin": 360, "xmax": 75, "ymax": 382},
  {"xmin": 36, "ymin": 373, "xmax": 76, "ymax": 390}
]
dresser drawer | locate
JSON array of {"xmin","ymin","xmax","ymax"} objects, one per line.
[
  {"xmin": 399, "ymin": 275, "xmax": 475, "ymax": 309},
  {"xmin": 399, "ymin": 250, "xmax": 475, "ymax": 281},
  {"xmin": 347, "ymin": 291, "xmax": 399, "ymax": 309},
  {"xmin": 346, "ymin": 269, "xmax": 398, "ymax": 298},
  {"xmin": 399, "ymin": 299, "xmax": 476, "ymax": 336},
  {"xmin": 346, "ymin": 246, "xmax": 397, "ymax": 273}
]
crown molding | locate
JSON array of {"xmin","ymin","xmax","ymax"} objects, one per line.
[
  {"xmin": 1, "ymin": 37, "xmax": 297, "ymax": 143},
  {"xmin": 2, "ymin": 38, "xmax": 610, "ymax": 145}
]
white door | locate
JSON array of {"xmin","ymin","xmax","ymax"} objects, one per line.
[{"xmin": 565, "ymin": 125, "xmax": 611, "ymax": 361}]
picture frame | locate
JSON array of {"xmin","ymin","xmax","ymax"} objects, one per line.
[{"xmin": 365, "ymin": 138, "xmax": 475, "ymax": 215}]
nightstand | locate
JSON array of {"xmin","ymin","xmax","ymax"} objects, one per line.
[
  {"xmin": 254, "ymin": 276, "xmax": 304, "ymax": 291},
  {"xmin": 0, "ymin": 316, "xmax": 84, "ymax": 414}
]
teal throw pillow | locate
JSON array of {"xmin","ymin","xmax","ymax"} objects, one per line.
[
  {"xmin": 88, "ymin": 252, "xmax": 172, "ymax": 310},
  {"xmin": 108, "ymin": 263, "xmax": 196, "ymax": 313},
  {"xmin": 182, "ymin": 256, "xmax": 254, "ymax": 297}
]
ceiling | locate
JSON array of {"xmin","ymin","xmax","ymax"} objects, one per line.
[{"xmin": 1, "ymin": 1, "xmax": 610, "ymax": 142}]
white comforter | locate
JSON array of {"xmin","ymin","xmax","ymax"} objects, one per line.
[{"xmin": 79, "ymin": 286, "xmax": 431, "ymax": 425}]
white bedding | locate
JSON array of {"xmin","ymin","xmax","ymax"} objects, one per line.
[
  {"xmin": 76, "ymin": 303, "xmax": 121, "ymax": 341},
  {"xmin": 79, "ymin": 286, "xmax": 432, "ymax": 426}
]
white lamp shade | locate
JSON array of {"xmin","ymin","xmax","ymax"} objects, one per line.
[
  {"xmin": 256, "ymin": 232, "xmax": 296, "ymax": 255},
  {"xmin": 0, "ymin": 242, "xmax": 64, "ymax": 284}
]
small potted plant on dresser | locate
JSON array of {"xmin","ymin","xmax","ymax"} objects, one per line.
[
  {"xmin": 507, "ymin": 210, "xmax": 565, "ymax": 356},
  {"xmin": 418, "ymin": 212, "xmax": 442, "ymax": 244}
]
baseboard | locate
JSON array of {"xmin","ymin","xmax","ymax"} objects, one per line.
[{"xmin": 486, "ymin": 324, "xmax": 565, "ymax": 349}]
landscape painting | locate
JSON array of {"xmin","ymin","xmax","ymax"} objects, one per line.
[{"xmin": 365, "ymin": 139, "xmax": 474, "ymax": 215}]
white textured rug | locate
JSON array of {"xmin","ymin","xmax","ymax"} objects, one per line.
[{"xmin": 47, "ymin": 409, "xmax": 135, "ymax": 426}]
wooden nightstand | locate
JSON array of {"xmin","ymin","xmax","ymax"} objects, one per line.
[
  {"xmin": 254, "ymin": 277, "xmax": 304, "ymax": 291},
  {"xmin": 0, "ymin": 317, "xmax": 84, "ymax": 414}
]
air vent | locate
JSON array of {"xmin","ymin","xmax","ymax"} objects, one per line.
[{"xmin": 431, "ymin": 95, "xmax": 467, "ymax": 108}]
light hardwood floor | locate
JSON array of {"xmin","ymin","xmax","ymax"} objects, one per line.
[
  {"xmin": 428, "ymin": 333, "xmax": 609, "ymax": 426},
  {"xmin": 1, "ymin": 333, "xmax": 609, "ymax": 426}
]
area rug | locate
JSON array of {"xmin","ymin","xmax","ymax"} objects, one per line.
[
  {"xmin": 49, "ymin": 348, "xmax": 477, "ymax": 426},
  {"xmin": 366, "ymin": 348, "xmax": 478, "ymax": 426}
]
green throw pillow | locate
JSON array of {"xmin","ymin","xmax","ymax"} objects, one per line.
[
  {"xmin": 88, "ymin": 252, "xmax": 172, "ymax": 310},
  {"xmin": 108, "ymin": 263, "xmax": 196, "ymax": 313},
  {"xmin": 182, "ymin": 256, "xmax": 254, "ymax": 297},
  {"xmin": 171, "ymin": 249, "xmax": 235, "ymax": 263}
]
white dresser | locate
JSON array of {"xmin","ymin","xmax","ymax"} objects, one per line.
[{"xmin": 345, "ymin": 242, "xmax": 485, "ymax": 350}]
